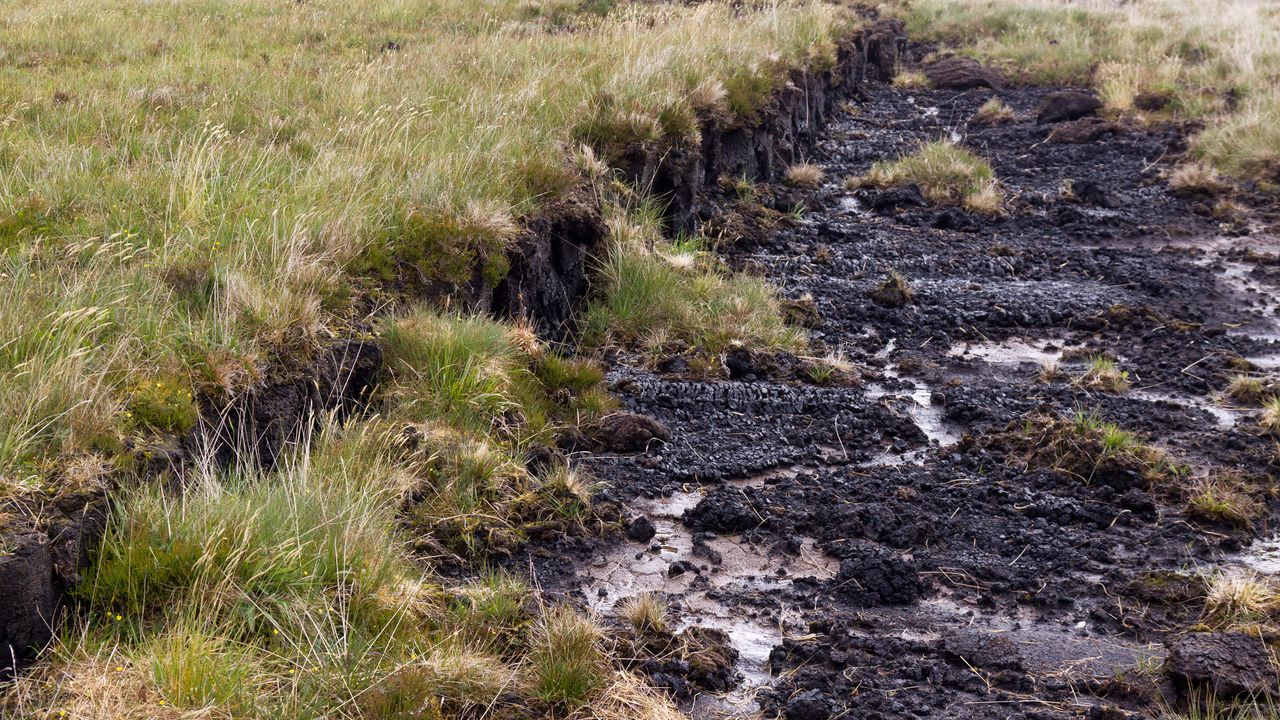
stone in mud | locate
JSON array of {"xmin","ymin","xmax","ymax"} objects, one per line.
[
  {"xmin": 684, "ymin": 492, "xmax": 759, "ymax": 534},
  {"xmin": 931, "ymin": 207, "xmax": 978, "ymax": 232},
  {"xmin": 1037, "ymin": 91, "xmax": 1103, "ymax": 123},
  {"xmin": 923, "ymin": 56, "xmax": 1003, "ymax": 90},
  {"xmin": 784, "ymin": 689, "xmax": 838, "ymax": 720},
  {"xmin": 868, "ymin": 185, "xmax": 928, "ymax": 213},
  {"xmin": 832, "ymin": 541, "xmax": 921, "ymax": 605},
  {"xmin": 626, "ymin": 515, "xmax": 657, "ymax": 543},
  {"xmin": 1048, "ymin": 117, "xmax": 1125, "ymax": 144},
  {"xmin": 1074, "ymin": 179, "xmax": 1122, "ymax": 208},
  {"xmin": 589, "ymin": 412, "xmax": 670, "ymax": 453},
  {"xmin": 941, "ymin": 629, "xmax": 1025, "ymax": 672},
  {"xmin": 1165, "ymin": 632, "xmax": 1277, "ymax": 698}
]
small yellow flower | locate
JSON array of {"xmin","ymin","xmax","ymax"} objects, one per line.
[
  {"xmin": 272, "ymin": 629, "xmax": 279, "ymax": 635},
  {"xmin": 115, "ymin": 666, "xmax": 124, "ymax": 672},
  {"xmin": 158, "ymin": 700, "xmax": 165, "ymax": 706},
  {"xmin": 114, "ymin": 614, "xmax": 122, "ymax": 621}
]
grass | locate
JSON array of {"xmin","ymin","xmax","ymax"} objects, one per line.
[
  {"xmin": 1078, "ymin": 355, "xmax": 1131, "ymax": 392},
  {"xmin": 1187, "ymin": 474, "xmax": 1261, "ymax": 528},
  {"xmin": 1169, "ymin": 162, "xmax": 1234, "ymax": 198},
  {"xmin": 1226, "ymin": 373, "xmax": 1267, "ymax": 404},
  {"xmin": 617, "ymin": 594, "xmax": 669, "ymax": 634},
  {"xmin": 1, "ymin": 2, "xmax": 855, "ymax": 714},
  {"xmin": 1261, "ymin": 396, "xmax": 1280, "ymax": 433},
  {"xmin": 0, "ymin": 0, "xmax": 847, "ymax": 497},
  {"xmin": 784, "ymin": 163, "xmax": 826, "ymax": 188},
  {"xmin": 853, "ymin": 140, "xmax": 1004, "ymax": 213},
  {"xmin": 971, "ymin": 97, "xmax": 1015, "ymax": 125},
  {"xmin": 892, "ymin": 69, "xmax": 934, "ymax": 89},
  {"xmin": 582, "ymin": 203, "xmax": 807, "ymax": 365},
  {"xmin": 889, "ymin": 0, "xmax": 1280, "ymax": 187},
  {"xmin": 1202, "ymin": 569, "xmax": 1280, "ymax": 630},
  {"xmin": 1011, "ymin": 409, "xmax": 1185, "ymax": 488},
  {"xmin": 531, "ymin": 607, "xmax": 606, "ymax": 707}
]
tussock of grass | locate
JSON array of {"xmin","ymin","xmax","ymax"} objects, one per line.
[
  {"xmin": 1169, "ymin": 162, "xmax": 1234, "ymax": 198},
  {"xmin": 1187, "ymin": 475, "xmax": 1260, "ymax": 527},
  {"xmin": 617, "ymin": 593, "xmax": 669, "ymax": 634},
  {"xmin": 892, "ymin": 0, "xmax": 1280, "ymax": 186},
  {"xmin": 1078, "ymin": 355, "xmax": 1131, "ymax": 392},
  {"xmin": 1226, "ymin": 373, "xmax": 1267, "ymax": 404},
  {"xmin": 971, "ymin": 97, "xmax": 1015, "ymax": 125},
  {"xmin": 583, "ymin": 206, "xmax": 807, "ymax": 362},
  {"xmin": 892, "ymin": 69, "xmax": 933, "ymax": 89},
  {"xmin": 857, "ymin": 141, "xmax": 1003, "ymax": 213},
  {"xmin": 1202, "ymin": 569, "xmax": 1280, "ymax": 630},
  {"xmin": 381, "ymin": 310, "xmax": 610, "ymax": 557},
  {"xmin": 1261, "ymin": 396, "xmax": 1280, "ymax": 433},
  {"xmin": 784, "ymin": 163, "xmax": 826, "ymax": 188},
  {"xmin": 1010, "ymin": 409, "xmax": 1184, "ymax": 487},
  {"xmin": 531, "ymin": 607, "xmax": 607, "ymax": 708}
]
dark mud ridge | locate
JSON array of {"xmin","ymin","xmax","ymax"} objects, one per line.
[
  {"xmin": 532, "ymin": 53, "xmax": 1280, "ymax": 720},
  {"xmin": 0, "ymin": 23, "xmax": 906, "ymax": 678}
]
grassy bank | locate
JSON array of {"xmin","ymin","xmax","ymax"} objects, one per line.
[
  {"xmin": 0, "ymin": 0, "xmax": 843, "ymax": 495},
  {"xmin": 1, "ymin": 0, "xmax": 845, "ymax": 715},
  {"xmin": 890, "ymin": 0, "xmax": 1280, "ymax": 186}
]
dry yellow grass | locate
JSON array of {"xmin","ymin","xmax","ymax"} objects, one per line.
[{"xmin": 894, "ymin": 0, "xmax": 1280, "ymax": 185}]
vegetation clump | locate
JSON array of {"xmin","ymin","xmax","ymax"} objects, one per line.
[
  {"xmin": 853, "ymin": 141, "xmax": 1004, "ymax": 213},
  {"xmin": 583, "ymin": 205, "xmax": 807, "ymax": 364},
  {"xmin": 1077, "ymin": 355, "xmax": 1131, "ymax": 392},
  {"xmin": 784, "ymin": 163, "xmax": 826, "ymax": 188},
  {"xmin": 971, "ymin": 96, "xmax": 1015, "ymax": 125}
]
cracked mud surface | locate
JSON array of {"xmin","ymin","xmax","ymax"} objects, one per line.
[{"xmin": 535, "ymin": 84, "xmax": 1280, "ymax": 718}]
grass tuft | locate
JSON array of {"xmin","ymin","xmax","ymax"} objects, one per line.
[
  {"xmin": 1078, "ymin": 355, "xmax": 1131, "ymax": 392},
  {"xmin": 617, "ymin": 593, "xmax": 669, "ymax": 634},
  {"xmin": 857, "ymin": 141, "xmax": 1003, "ymax": 213},
  {"xmin": 531, "ymin": 607, "xmax": 607, "ymax": 708},
  {"xmin": 784, "ymin": 163, "xmax": 826, "ymax": 188},
  {"xmin": 971, "ymin": 97, "xmax": 1015, "ymax": 125},
  {"xmin": 583, "ymin": 207, "xmax": 806, "ymax": 362}
]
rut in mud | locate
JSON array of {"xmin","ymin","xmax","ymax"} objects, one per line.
[{"xmin": 530, "ymin": 80, "xmax": 1280, "ymax": 719}]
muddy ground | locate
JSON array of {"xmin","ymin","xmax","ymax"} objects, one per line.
[{"xmin": 530, "ymin": 82, "xmax": 1280, "ymax": 719}]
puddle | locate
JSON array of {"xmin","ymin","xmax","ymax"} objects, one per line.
[
  {"xmin": 909, "ymin": 596, "xmax": 1164, "ymax": 678},
  {"xmin": 946, "ymin": 338, "xmax": 1068, "ymax": 368},
  {"xmin": 579, "ymin": 484, "xmax": 839, "ymax": 715},
  {"xmin": 1237, "ymin": 534, "xmax": 1280, "ymax": 574},
  {"xmin": 1129, "ymin": 389, "xmax": 1242, "ymax": 431}
]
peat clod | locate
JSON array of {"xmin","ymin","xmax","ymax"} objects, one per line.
[
  {"xmin": 1165, "ymin": 632, "xmax": 1277, "ymax": 699},
  {"xmin": 1037, "ymin": 90, "xmax": 1103, "ymax": 123},
  {"xmin": 923, "ymin": 56, "xmax": 1003, "ymax": 90}
]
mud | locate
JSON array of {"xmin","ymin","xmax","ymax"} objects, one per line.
[{"xmin": 544, "ymin": 81, "xmax": 1280, "ymax": 718}]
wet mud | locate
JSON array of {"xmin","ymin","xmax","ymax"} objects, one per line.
[{"xmin": 537, "ymin": 82, "xmax": 1280, "ymax": 718}]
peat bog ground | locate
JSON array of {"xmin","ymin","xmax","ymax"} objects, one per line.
[{"xmin": 536, "ymin": 74, "xmax": 1280, "ymax": 719}]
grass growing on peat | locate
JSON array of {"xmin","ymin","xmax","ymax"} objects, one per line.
[
  {"xmin": 583, "ymin": 204, "xmax": 807, "ymax": 363},
  {"xmin": 891, "ymin": 0, "xmax": 1280, "ymax": 186},
  {"xmin": 852, "ymin": 141, "xmax": 1004, "ymax": 213}
]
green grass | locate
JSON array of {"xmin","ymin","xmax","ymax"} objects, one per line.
[
  {"xmin": 583, "ymin": 205, "xmax": 807, "ymax": 364},
  {"xmin": 889, "ymin": 0, "xmax": 1280, "ymax": 187},
  {"xmin": 0, "ymin": 0, "xmax": 846, "ymax": 495},
  {"xmin": 530, "ymin": 607, "xmax": 606, "ymax": 708},
  {"xmin": 855, "ymin": 141, "xmax": 1003, "ymax": 213}
]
